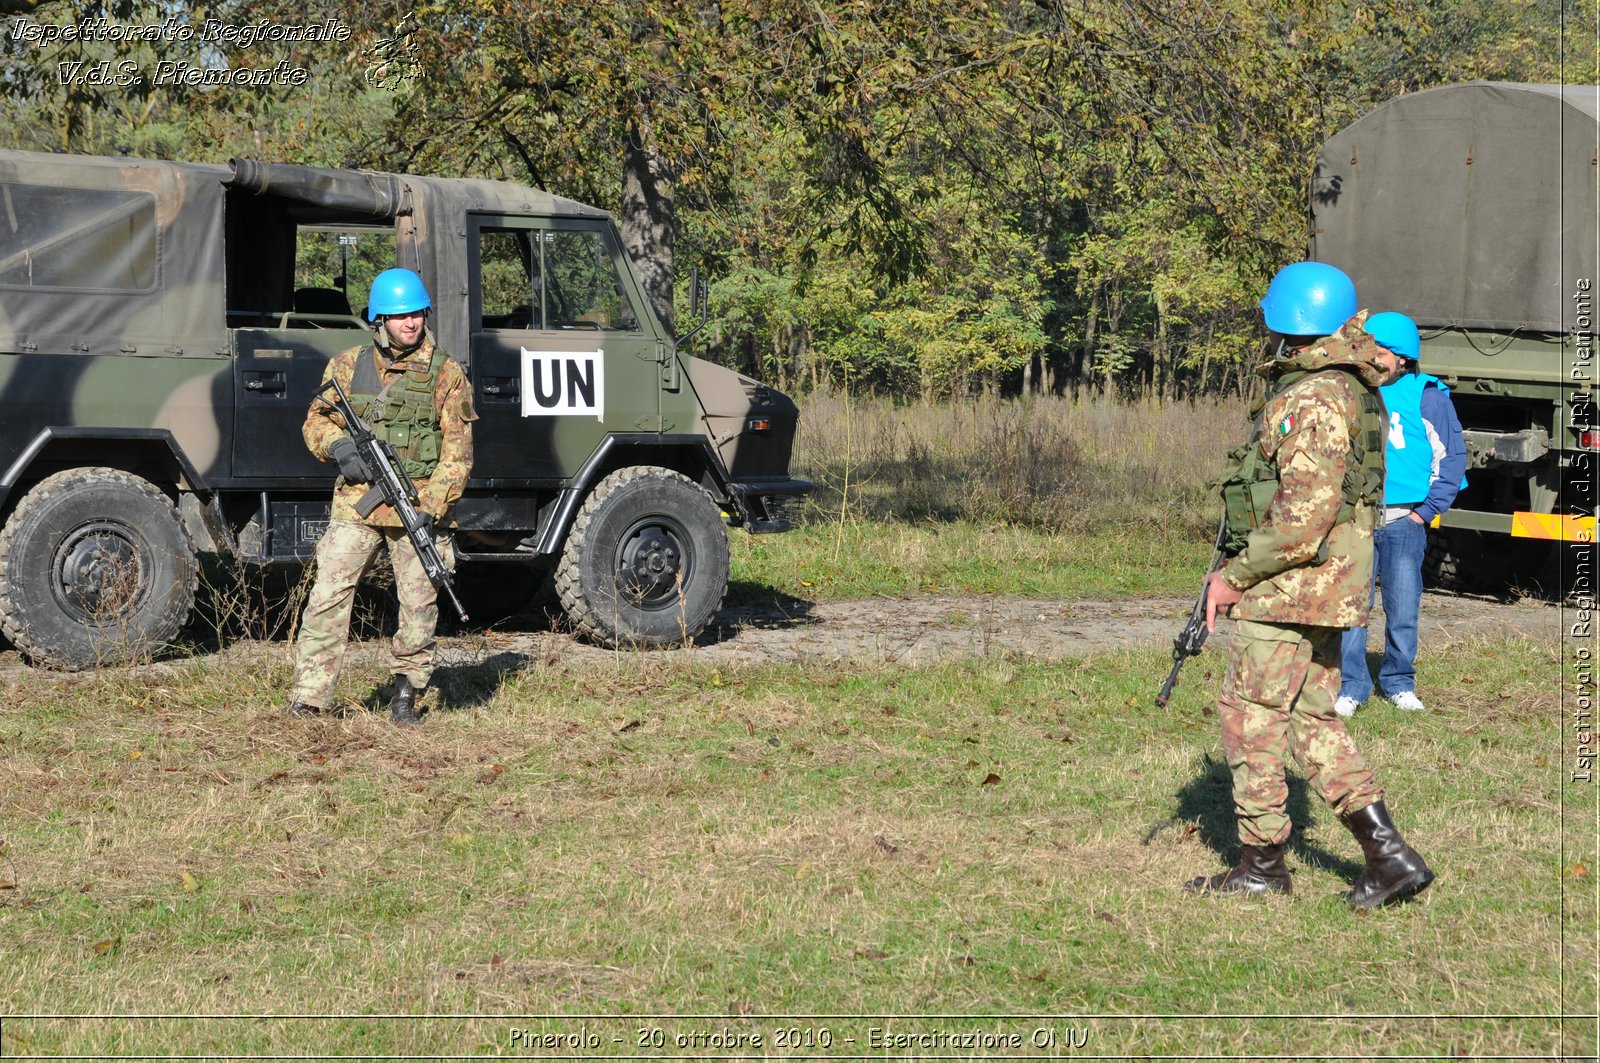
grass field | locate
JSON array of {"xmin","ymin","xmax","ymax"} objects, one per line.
[
  {"xmin": 0, "ymin": 626, "xmax": 1590, "ymax": 1057},
  {"xmin": 0, "ymin": 393, "xmax": 1594, "ymax": 1059}
]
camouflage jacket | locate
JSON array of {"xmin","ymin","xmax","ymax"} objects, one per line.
[
  {"xmin": 303, "ymin": 334, "xmax": 477, "ymax": 527},
  {"xmin": 1218, "ymin": 313, "xmax": 1391, "ymax": 627}
]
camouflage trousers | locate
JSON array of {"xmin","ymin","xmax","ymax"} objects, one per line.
[
  {"xmin": 1219, "ymin": 619, "xmax": 1384, "ymax": 847},
  {"xmin": 290, "ymin": 519, "xmax": 455, "ymax": 710}
]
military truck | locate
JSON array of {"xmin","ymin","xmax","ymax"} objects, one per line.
[
  {"xmin": 1310, "ymin": 82, "xmax": 1598, "ymax": 580},
  {"xmin": 0, "ymin": 149, "xmax": 810, "ymax": 668}
]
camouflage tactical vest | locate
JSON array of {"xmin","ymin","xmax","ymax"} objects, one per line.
[
  {"xmin": 1215, "ymin": 366, "xmax": 1385, "ymax": 555},
  {"xmin": 349, "ymin": 345, "xmax": 447, "ymax": 480}
]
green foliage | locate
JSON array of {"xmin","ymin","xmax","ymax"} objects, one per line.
[
  {"xmin": 707, "ymin": 190, "xmax": 1052, "ymax": 396},
  {"xmin": 1, "ymin": 0, "xmax": 1591, "ymax": 398},
  {"xmin": 0, "ymin": 0, "xmax": 396, "ymax": 167}
]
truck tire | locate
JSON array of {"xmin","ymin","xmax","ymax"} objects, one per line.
[
  {"xmin": 1423, "ymin": 528, "xmax": 1514, "ymax": 594},
  {"xmin": 1422, "ymin": 529, "xmax": 1469, "ymax": 592},
  {"xmin": 0, "ymin": 468, "xmax": 198, "ymax": 669},
  {"xmin": 555, "ymin": 467, "xmax": 729, "ymax": 647}
]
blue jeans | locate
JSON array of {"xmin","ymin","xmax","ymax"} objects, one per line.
[{"xmin": 1339, "ymin": 514, "xmax": 1427, "ymax": 702}]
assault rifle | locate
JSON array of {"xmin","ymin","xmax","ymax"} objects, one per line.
[
  {"xmin": 316, "ymin": 376, "xmax": 470, "ymax": 623},
  {"xmin": 1153, "ymin": 515, "xmax": 1228, "ymax": 708}
]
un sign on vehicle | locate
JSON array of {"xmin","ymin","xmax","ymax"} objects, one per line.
[{"xmin": 520, "ymin": 348, "xmax": 605, "ymax": 421}]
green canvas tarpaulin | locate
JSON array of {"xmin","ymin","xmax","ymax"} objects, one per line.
[{"xmin": 1311, "ymin": 81, "xmax": 1599, "ymax": 335}]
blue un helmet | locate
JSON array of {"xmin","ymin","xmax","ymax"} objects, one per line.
[
  {"xmin": 1363, "ymin": 311, "xmax": 1421, "ymax": 360},
  {"xmin": 1259, "ymin": 262, "xmax": 1357, "ymax": 337},
  {"xmin": 367, "ymin": 268, "xmax": 431, "ymax": 319}
]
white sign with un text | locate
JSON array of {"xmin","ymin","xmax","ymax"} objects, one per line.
[{"xmin": 520, "ymin": 348, "xmax": 604, "ymax": 422}]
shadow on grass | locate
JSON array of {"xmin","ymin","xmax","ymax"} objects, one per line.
[
  {"xmin": 1153, "ymin": 751, "xmax": 1364, "ymax": 883},
  {"xmin": 183, "ymin": 557, "xmax": 813, "ymax": 655},
  {"xmin": 353, "ymin": 651, "xmax": 534, "ymax": 718},
  {"xmin": 461, "ymin": 580, "xmax": 817, "ymax": 650},
  {"xmin": 701, "ymin": 582, "xmax": 818, "ymax": 645}
]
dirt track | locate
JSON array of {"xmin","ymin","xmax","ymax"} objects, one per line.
[
  {"xmin": 17, "ymin": 588, "xmax": 1557, "ymax": 681},
  {"xmin": 471, "ymin": 589, "xmax": 1566, "ymax": 668}
]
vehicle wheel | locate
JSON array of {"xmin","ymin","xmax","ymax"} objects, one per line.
[
  {"xmin": 1423, "ymin": 528, "xmax": 1515, "ymax": 594},
  {"xmin": 554, "ymin": 467, "xmax": 729, "ymax": 647},
  {"xmin": 1422, "ymin": 529, "xmax": 1469, "ymax": 591},
  {"xmin": 0, "ymin": 468, "xmax": 198, "ymax": 669}
]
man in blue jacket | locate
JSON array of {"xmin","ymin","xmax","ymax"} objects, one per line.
[{"xmin": 1337, "ymin": 312, "xmax": 1468, "ymax": 716}]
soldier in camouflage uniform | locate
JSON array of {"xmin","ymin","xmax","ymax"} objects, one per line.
[
  {"xmin": 1189, "ymin": 262, "xmax": 1435, "ymax": 909},
  {"xmin": 285, "ymin": 268, "xmax": 477, "ymax": 725}
]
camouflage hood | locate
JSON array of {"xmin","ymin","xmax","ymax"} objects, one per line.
[{"xmin": 1255, "ymin": 311, "xmax": 1392, "ymax": 391}]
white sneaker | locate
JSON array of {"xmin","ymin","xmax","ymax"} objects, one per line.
[
  {"xmin": 1334, "ymin": 695, "xmax": 1360, "ymax": 718},
  {"xmin": 1390, "ymin": 690, "xmax": 1426, "ymax": 712}
]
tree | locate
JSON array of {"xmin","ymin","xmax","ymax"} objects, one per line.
[
  {"xmin": 0, "ymin": 0, "xmax": 396, "ymax": 166},
  {"xmin": 4, "ymin": 0, "xmax": 1588, "ymax": 402}
]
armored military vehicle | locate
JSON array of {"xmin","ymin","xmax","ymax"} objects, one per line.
[
  {"xmin": 0, "ymin": 149, "xmax": 809, "ymax": 668},
  {"xmin": 1310, "ymin": 82, "xmax": 1598, "ymax": 578}
]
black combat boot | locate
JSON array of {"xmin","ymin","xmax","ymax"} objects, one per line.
[
  {"xmin": 285, "ymin": 700, "xmax": 322, "ymax": 717},
  {"xmin": 1185, "ymin": 844, "xmax": 1292, "ymax": 896},
  {"xmin": 1340, "ymin": 801, "xmax": 1434, "ymax": 909},
  {"xmin": 389, "ymin": 675, "xmax": 422, "ymax": 725}
]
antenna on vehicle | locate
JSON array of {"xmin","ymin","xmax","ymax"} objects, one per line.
[{"xmin": 677, "ymin": 267, "xmax": 711, "ymax": 345}]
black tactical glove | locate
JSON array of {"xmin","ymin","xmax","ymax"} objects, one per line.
[{"xmin": 329, "ymin": 437, "xmax": 372, "ymax": 484}]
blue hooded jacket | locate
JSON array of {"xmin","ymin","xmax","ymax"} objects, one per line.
[{"xmin": 1380, "ymin": 371, "xmax": 1468, "ymax": 523}]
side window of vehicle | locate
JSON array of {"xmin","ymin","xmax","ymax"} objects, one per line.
[
  {"xmin": 289, "ymin": 225, "xmax": 393, "ymax": 328},
  {"xmin": 477, "ymin": 227, "xmax": 540, "ymax": 330},
  {"xmin": 0, "ymin": 183, "xmax": 157, "ymax": 291},
  {"xmin": 544, "ymin": 229, "xmax": 640, "ymax": 332},
  {"xmin": 473, "ymin": 222, "xmax": 641, "ymax": 332}
]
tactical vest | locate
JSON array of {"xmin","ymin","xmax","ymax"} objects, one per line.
[
  {"xmin": 349, "ymin": 345, "xmax": 447, "ymax": 480},
  {"xmin": 1215, "ymin": 366, "xmax": 1386, "ymax": 555}
]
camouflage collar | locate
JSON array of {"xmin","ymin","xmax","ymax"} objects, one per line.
[
  {"xmin": 373, "ymin": 333, "xmax": 436, "ymax": 374},
  {"xmin": 1256, "ymin": 311, "xmax": 1390, "ymax": 390}
]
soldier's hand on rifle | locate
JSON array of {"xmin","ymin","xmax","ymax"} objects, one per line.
[
  {"xmin": 416, "ymin": 488, "xmax": 449, "ymax": 525},
  {"xmin": 329, "ymin": 438, "xmax": 372, "ymax": 484},
  {"xmin": 1204, "ymin": 570, "xmax": 1243, "ymax": 633}
]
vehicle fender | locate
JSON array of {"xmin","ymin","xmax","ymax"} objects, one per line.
[
  {"xmin": 528, "ymin": 434, "xmax": 733, "ymax": 558},
  {"xmin": 0, "ymin": 427, "xmax": 217, "ymax": 547}
]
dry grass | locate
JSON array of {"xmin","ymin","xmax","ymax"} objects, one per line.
[
  {"xmin": 791, "ymin": 390, "xmax": 1245, "ymax": 534},
  {"xmin": 0, "ymin": 630, "xmax": 1589, "ymax": 1058}
]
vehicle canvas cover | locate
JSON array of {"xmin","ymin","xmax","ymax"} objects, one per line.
[
  {"xmin": 0, "ymin": 151, "xmax": 616, "ymax": 365},
  {"xmin": 223, "ymin": 159, "xmax": 616, "ymax": 359},
  {"xmin": 1310, "ymin": 81, "xmax": 1600, "ymax": 335},
  {"xmin": 0, "ymin": 151, "xmax": 229, "ymax": 360}
]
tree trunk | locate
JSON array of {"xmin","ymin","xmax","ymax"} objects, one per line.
[
  {"xmin": 740, "ymin": 331, "xmax": 758, "ymax": 380},
  {"xmin": 1081, "ymin": 282, "xmax": 1102, "ymax": 392},
  {"xmin": 789, "ymin": 327, "xmax": 808, "ymax": 393},
  {"xmin": 1152, "ymin": 290, "xmax": 1170, "ymax": 401},
  {"xmin": 621, "ymin": 120, "xmax": 676, "ymax": 336}
]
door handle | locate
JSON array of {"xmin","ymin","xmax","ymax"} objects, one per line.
[
  {"xmin": 479, "ymin": 376, "xmax": 519, "ymax": 401},
  {"xmin": 244, "ymin": 372, "xmax": 286, "ymax": 394}
]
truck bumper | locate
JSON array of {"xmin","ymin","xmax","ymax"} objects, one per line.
[
  {"xmin": 726, "ymin": 479, "xmax": 812, "ymax": 533},
  {"xmin": 1510, "ymin": 511, "xmax": 1596, "ymax": 542},
  {"xmin": 1440, "ymin": 508, "xmax": 1596, "ymax": 541}
]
